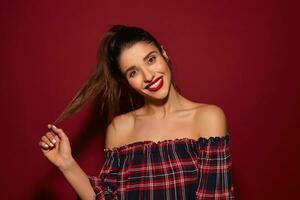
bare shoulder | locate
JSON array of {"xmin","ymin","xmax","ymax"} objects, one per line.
[
  {"xmin": 194, "ymin": 103, "xmax": 228, "ymax": 139},
  {"xmin": 105, "ymin": 112, "xmax": 135, "ymax": 149}
]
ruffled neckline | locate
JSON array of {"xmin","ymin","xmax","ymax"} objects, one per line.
[{"xmin": 104, "ymin": 133, "xmax": 230, "ymax": 153}]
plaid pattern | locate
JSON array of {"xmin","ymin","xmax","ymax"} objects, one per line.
[{"xmin": 85, "ymin": 134, "xmax": 235, "ymax": 200}]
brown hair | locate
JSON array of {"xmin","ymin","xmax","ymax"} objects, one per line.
[{"xmin": 52, "ymin": 24, "xmax": 181, "ymax": 127}]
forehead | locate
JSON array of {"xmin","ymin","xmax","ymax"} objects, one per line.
[{"xmin": 119, "ymin": 42, "xmax": 158, "ymax": 70}]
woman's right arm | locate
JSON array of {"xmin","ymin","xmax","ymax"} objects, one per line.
[{"xmin": 38, "ymin": 124, "xmax": 95, "ymax": 200}]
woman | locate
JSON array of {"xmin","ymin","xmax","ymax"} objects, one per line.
[{"xmin": 38, "ymin": 24, "xmax": 235, "ymax": 199}]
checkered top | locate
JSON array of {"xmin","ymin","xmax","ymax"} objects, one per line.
[{"xmin": 85, "ymin": 134, "xmax": 235, "ymax": 200}]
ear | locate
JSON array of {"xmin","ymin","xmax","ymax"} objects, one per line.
[{"xmin": 161, "ymin": 45, "xmax": 169, "ymax": 61}]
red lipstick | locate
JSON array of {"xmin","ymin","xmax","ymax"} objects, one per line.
[{"xmin": 145, "ymin": 76, "xmax": 163, "ymax": 92}]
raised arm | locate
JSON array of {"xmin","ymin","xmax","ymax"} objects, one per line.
[{"xmin": 38, "ymin": 124, "xmax": 95, "ymax": 200}]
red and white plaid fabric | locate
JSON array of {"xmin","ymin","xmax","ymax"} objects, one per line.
[{"xmin": 83, "ymin": 134, "xmax": 235, "ymax": 200}]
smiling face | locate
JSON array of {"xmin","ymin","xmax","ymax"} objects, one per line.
[{"xmin": 118, "ymin": 41, "xmax": 172, "ymax": 100}]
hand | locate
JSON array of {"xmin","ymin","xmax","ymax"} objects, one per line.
[{"xmin": 38, "ymin": 124, "xmax": 74, "ymax": 170}]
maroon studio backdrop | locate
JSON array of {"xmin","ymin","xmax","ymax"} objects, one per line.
[{"xmin": 0, "ymin": 0, "xmax": 298, "ymax": 199}]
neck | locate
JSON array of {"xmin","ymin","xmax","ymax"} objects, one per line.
[{"xmin": 143, "ymin": 84, "xmax": 185, "ymax": 119}]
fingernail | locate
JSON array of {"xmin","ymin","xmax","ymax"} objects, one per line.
[
  {"xmin": 49, "ymin": 143, "xmax": 54, "ymax": 147},
  {"xmin": 44, "ymin": 144, "xmax": 49, "ymax": 148},
  {"xmin": 52, "ymin": 139, "xmax": 56, "ymax": 143},
  {"xmin": 52, "ymin": 125, "xmax": 57, "ymax": 129}
]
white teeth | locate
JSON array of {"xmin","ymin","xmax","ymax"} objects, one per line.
[{"xmin": 149, "ymin": 78, "xmax": 162, "ymax": 89}]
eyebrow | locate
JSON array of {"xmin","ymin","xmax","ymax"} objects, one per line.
[{"xmin": 123, "ymin": 50, "xmax": 158, "ymax": 75}]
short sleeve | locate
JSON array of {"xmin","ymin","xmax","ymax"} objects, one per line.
[{"xmin": 195, "ymin": 134, "xmax": 235, "ymax": 199}]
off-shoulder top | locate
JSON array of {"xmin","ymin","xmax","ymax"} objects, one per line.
[{"xmin": 82, "ymin": 134, "xmax": 235, "ymax": 200}]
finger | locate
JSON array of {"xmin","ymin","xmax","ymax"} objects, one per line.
[
  {"xmin": 54, "ymin": 135, "xmax": 60, "ymax": 143},
  {"xmin": 41, "ymin": 135, "xmax": 55, "ymax": 148},
  {"xmin": 38, "ymin": 141, "xmax": 50, "ymax": 149},
  {"xmin": 46, "ymin": 132, "xmax": 57, "ymax": 145},
  {"xmin": 48, "ymin": 124, "xmax": 68, "ymax": 140}
]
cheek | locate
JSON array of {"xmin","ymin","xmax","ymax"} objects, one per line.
[
  {"xmin": 157, "ymin": 59, "xmax": 169, "ymax": 72},
  {"xmin": 157, "ymin": 63, "xmax": 170, "ymax": 76},
  {"xmin": 127, "ymin": 78, "xmax": 142, "ymax": 90}
]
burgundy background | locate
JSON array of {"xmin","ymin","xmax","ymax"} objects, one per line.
[{"xmin": 0, "ymin": 0, "xmax": 298, "ymax": 199}]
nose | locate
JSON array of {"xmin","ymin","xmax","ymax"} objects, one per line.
[{"xmin": 142, "ymin": 67, "xmax": 155, "ymax": 83}]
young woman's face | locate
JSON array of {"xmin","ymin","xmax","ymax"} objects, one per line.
[{"xmin": 119, "ymin": 42, "xmax": 171, "ymax": 100}]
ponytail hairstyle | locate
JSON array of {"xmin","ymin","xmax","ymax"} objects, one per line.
[{"xmin": 52, "ymin": 24, "xmax": 181, "ymax": 127}]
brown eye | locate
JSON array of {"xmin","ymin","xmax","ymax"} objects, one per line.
[
  {"xmin": 129, "ymin": 70, "xmax": 137, "ymax": 78},
  {"xmin": 148, "ymin": 56, "xmax": 156, "ymax": 64}
]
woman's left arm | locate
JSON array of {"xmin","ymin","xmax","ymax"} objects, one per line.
[{"xmin": 195, "ymin": 105, "xmax": 235, "ymax": 199}]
